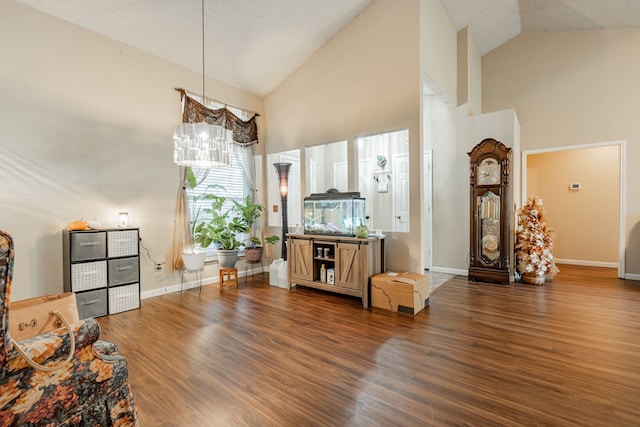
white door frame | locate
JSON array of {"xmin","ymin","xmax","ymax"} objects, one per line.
[
  {"xmin": 422, "ymin": 149, "xmax": 433, "ymax": 270},
  {"xmin": 521, "ymin": 140, "xmax": 626, "ymax": 278}
]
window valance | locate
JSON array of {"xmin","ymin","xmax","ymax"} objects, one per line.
[{"xmin": 175, "ymin": 88, "xmax": 259, "ymax": 146}]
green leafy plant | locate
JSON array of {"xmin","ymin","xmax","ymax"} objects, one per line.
[
  {"xmin": 193, "ymin": 194, "xmax": 249, "ymax": 250},
  {"xmin": 185, "ymin": 168, "xmax": 279, "ymax": 251},
  {"xmin": 232, "ymin": 194, "xmax": 280, "ymax": 248},
  {"xmin": 185, "ymin": 168, "xmax": 247, "ymax": 250}
]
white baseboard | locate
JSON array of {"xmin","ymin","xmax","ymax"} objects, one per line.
[
  {"xmin": 624, "ymin": 273, "xmax": 640, "ymax": 281},
  {"xmin": 555, "ymin": 259, "xmax": 618, "ymax": 268},
  {"xmin": 429, "ymin": 266, "xmax": 467, "ymax": 276},
  {"xmin": 140, "ymin": 266, "xmax": 264, "ymax": 300}
]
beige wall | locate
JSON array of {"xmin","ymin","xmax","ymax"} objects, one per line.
[
  {"xmin": 265, "ymin": 0, "xmax": 423, "ymax": 272},
  {"xmin": 483, "ymin": 29, "xmax": 640, "ymax": 276},
  {"xmin": 527, "ymin": 146, "xmax": 619, "ymax": 265},
  {"xmin": 457, "ymin": 28, "xmax": 482, "ymax": 115},
  {"xmin": 0, "ymin": 1, "xmax": 265, "ymax": 300},
  {"xmin": 421, "ymin": 0, "xmax": 457, "ymax": 104}
]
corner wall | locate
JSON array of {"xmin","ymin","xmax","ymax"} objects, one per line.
[
  {"xmin": 265, "ymin": 0, "xmax": 422, "ymax": 272},
  {"xmin": 483, "ymin": 29, "xmax": 640, "ymax": 276},
  {"xmin": 0, "ymin": 1, "xmax": 265, "ymax": 300}
]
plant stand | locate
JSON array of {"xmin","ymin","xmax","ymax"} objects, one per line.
[
  {"xmin": 219, "ymin": 267, "xmax": 238, "ymax": 290},
  {"xmin": 181, "ymin": 267, "xmax": 203, "ymax": 295},
  {"xmin": 245, "ymin": 258, "xmax": 264, "ymax": 283}
]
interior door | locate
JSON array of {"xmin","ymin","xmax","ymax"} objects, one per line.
[
  {"xmin": 393, "ymin": 154, "xmax": 410, "ymax": 232},
  {"xmin": 358, "ymin": 159, "xmax": 374, "ymax": 227},
  {"xmin": 334, "ymin": 161, "xmax": 348, "ymax": 192}
]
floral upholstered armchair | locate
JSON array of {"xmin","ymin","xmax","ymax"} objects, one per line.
[{"xmin": 0, "ymin": 230, "xmax": 139, "ymax": 426}]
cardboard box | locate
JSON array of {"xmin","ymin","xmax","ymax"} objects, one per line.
[{"xmin": 370, "ymin": 271, "xmax": 430, "ymax": 315}]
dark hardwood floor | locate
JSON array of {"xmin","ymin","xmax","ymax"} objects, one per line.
[{"xmin": 98, "ymin": 265, "xmax": 640, "ymax": 426}]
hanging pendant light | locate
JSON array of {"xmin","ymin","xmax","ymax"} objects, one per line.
[{"xmin": 173, "ymin": 0, "xmax": 233, "ymax": 168}]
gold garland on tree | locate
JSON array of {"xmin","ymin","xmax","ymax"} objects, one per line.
[{"xmin": 515, "ymin": 196, "xmax": 559, "ymax": 284}]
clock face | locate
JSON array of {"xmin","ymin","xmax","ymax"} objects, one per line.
[{"xmin": 478, "ymin": 158, "xmax": 500, "ymax": 185}]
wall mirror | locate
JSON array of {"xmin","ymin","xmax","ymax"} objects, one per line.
[
  {"xmin": 356, "ymin": 129, "xmax": 410, "ymax": 232},
  {"xmin": 267, "ymin": 149, "xmax": 301, "ymax": 230},
  {"xmin": 304, "ymin": 140, "xmax": 348, "ymax": 195}
]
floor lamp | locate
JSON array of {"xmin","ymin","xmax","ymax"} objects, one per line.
[{"xmin": 274, "ymin": 163, "xmax": 292, "ymax": 260}]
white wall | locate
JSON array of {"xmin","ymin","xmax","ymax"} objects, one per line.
[
  {"xmin": 427, "ymin": 103, "xmax": 519, "ymax": 275},
  {"xmin": 0, "ymin": 1, "xmax": 265, "ymax": 300},
  {"xmin": 420, "ymin": 0, "xmax": 457, "ymax": 105}
]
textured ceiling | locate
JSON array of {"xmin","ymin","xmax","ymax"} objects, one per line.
[
  {"xmin": 17, "ymin": 0, "xmax": 640, "ymax": 96},
  {"xmin": 17, "ymin": 0, "xmax": 373, "ymax": 96},
  {"xmin": 442, "ymin": 0, "xmax": 640, "ymax": 55}
]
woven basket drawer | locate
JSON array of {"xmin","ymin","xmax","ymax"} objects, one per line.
[
  {"xmin": 107, "ymin": 230, "xmax": 139, "ymax": 257},
  {"xmin": 71, "ymin": 261, "xmax": 107, "ymax": 291},
  {"xmin": 108, "ymin": 257, "xmax": 139, "ymax": 286},
  {"xmin": 76, "ymin": 288, "xmax": 108, "ymax": 319},
  {"xmin": 108, "ymin": 283, "xmax": 140, "ymax": 314},
  {"xmin": 71, "ymin": 232, "xmax": 106, "ymax": 261}
]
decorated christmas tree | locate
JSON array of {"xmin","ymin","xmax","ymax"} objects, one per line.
[{"xmin": 515, "ymin": 196, "xmax": 559, "ymax": 284}]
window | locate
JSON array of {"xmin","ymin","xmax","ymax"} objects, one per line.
[{"xmin": 187, "ymin": 147, "xmax": 252, "ymax": 256}]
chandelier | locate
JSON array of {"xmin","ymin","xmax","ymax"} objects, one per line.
[
  {"xmin": 173, "ymin": 0, "xmax": 233, "ymax": 168},
  {"xmin": 173, "ymin": 121, "xmax": 233, "ymax": 168}
]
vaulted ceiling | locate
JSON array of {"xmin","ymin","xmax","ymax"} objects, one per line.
[{"xmin": 17, "ymin": 0, "xmax": 640, "ymax": 96}]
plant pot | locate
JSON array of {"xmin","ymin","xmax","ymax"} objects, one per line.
[
  {"xmin": 245, "ymin": 247, "xmax": 263, "ymax": 264},
  {"xmin": 522, "ymin": 273, "xmax": 545, "ymax": 285},
  {"xmin": 182, "ymin": 251, "xmax": 206, "ymax": 271},
  {"xmin": 217, "ymin": 249, "xmax": 239, "ymax": 268}
]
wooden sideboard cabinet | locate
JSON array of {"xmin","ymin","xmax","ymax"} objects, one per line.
[{"xmin": 287, "ymin": 234, "xmax": 384, "ymax": 308}]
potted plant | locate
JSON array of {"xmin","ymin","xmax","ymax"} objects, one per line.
[
  {"xmin": 192, "ymin": 192, "xmax": 249, "ymax": 268},
  {"xmin": 181, "ymin": 168, "xmax": 220, "ymax": 270},
  {"xmin": 182, "ymin": 168, "xmax": 245, "ymax": 269},
  {"xmin": 232, "ymin": 195, "xmax": 280, "ymax": 263}
]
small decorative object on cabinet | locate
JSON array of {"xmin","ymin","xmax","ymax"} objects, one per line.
[
  {"xmin": 63, "ymin": 228, "xmax": 141, "ymax": 318},
  {"xmin": 468, "ymin": 138, "xmax": 513, "ymax": 285},
  {"xmin": 287, "ymin": 233, "xmax": 384, "ymax": 308}
]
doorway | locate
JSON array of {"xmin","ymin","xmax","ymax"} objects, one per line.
[{"xmin": 522, "ymin": 140, "xmax": 626, "ymax": 278}]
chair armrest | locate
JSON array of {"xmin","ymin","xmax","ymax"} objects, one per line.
[
  {"xmin": 92, "ymin": 339, "xmax": 127, "ymax": 363},
  {"xmin": 6, "ymin": 317, "xmax": 101, "ymax": 375}
]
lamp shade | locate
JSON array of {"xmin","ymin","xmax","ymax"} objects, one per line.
[
  {"xmin": 117, "ymin": 212, "xmax": 130, "ymax": 228},
  {"xmin": 274, "ymin": 162, "xmax": 292, "ymax": 197},
  {"xmin": 173, "ymin": 122, "xmax": 233, "ymax": 168}
]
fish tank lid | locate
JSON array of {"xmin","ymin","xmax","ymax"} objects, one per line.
[{"xmin": 305, "ymin": 189, "xmax": 363, "ymax": 201}]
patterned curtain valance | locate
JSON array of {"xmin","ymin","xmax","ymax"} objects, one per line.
[{"xmin": 176, "ymin": 88, "xmax": 259, "ymax": 146}]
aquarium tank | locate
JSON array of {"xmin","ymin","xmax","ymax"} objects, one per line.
[{"xmin": 303, "ymin": 191, "xmax": 366, "ymax": 236}]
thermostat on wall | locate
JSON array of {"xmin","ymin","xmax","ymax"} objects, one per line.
[{"xmin": 569, "ymin": 183, "xmax": 581, "ymax": 191}]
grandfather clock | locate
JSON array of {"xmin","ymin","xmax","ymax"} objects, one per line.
[{"xmin": 468, "ymin": 138, "xmax": 512, "ymax": 285}]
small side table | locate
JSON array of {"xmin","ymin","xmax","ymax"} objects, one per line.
[
  {"xmin": 181, "ymin": 267, "xmax": 204, "ymax": 295},
  {"xmin": 219, "ymin": 267, "xmax": 238, "ymax": 290}
]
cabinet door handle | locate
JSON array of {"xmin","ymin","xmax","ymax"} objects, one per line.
[
  {"xmin": 81, "ymin": 270, "xmax": 99, "ymax": 276},
  {"xmin": 80, "ymin": 241, "xmax": 100, "ymax": 246},
  {"xmin": 82, "ymin": 299, "xmax": 100, "ymax": 305},
  {"xmin": 117, "ymin": 293, "xmax": 133, "ymax": 299},
  {"xmin": 116, "ymin": 265, "xmax": 133, "ymax": 271}
]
